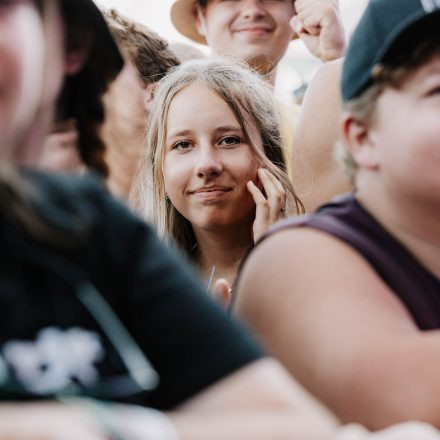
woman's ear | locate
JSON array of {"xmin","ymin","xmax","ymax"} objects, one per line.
[{"xmin": 341, "ymin": 113, "xmax": 379, "ymax": 170}]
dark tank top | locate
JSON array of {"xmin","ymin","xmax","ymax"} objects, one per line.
[{"xmin": 264, "ymin": 194, "xmax": 440, "ymax": 330}]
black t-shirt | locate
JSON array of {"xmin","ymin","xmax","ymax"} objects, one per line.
[{"xmin": 0, "ymin": 171, "xmax": 263, "ymax": 408}]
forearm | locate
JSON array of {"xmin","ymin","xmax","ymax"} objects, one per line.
[
  {"xmin": 169, "ymin": 410, "xmax": 338, "ymax": 440},
  {"xmin": 328, "ymin": 334, "xmax": 440, "ymax": 430},
  {"xmin": 168, "ymin": 359, "xmax": 339, "ymax": 440}
]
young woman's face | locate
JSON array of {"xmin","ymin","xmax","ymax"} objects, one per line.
[
  {"xmin": 163, "ymin": 82, "xmax": 260, "ymax": 232},
  {"xmin": 0, "ymin": 0, "xmax": 65, "ymax": 165}
]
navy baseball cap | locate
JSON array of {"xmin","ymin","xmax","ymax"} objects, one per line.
[{"xmin": 341, "ymin": 0, "xmax": 440, "ymax": 102}]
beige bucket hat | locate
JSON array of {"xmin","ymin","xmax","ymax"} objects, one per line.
[
  {"xmin": 171, "ymin": 0, "xmax": 207, "ymax": 45},
  {"xmin": 170, "ymin": 0, "xmax": 298, "ymax": 45}
]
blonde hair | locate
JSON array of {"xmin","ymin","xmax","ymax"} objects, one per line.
[{"xmin": 130, "ymin": 58, "xmax": 303, "ymax": 256}]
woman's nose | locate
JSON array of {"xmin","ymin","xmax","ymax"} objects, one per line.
[{"xmin": 194, "ymin": 147, "xmax": 223, "ymax": 178}]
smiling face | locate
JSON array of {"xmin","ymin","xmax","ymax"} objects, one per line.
[
  {"xmin": 0, "ymin": 0, "xmax": 65, "ymax": 165},
  {"xmin": 162, "ymin": 81, "xmax": 260, "ymax": 233},
  {"xmin": 195, "ymin": 0, "xmax": 295, "ymax": 74}
]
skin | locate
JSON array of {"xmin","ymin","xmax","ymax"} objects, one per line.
[
  {"xmin": 0, "ymin": 3, "xmax": 341, "ymax": 439},
  {"xmin": 163, "ymin": 81, "xmax": 286, "ymax": 290},
  {"xmin": 193, "ymin": 0, "xmax": 347, "ymax": 208},
  {"xmin": 101, "ymin": 58, "xmax": 155, "ymax": 199},
  {"xmin": 38, "ymin": 118, "xmax": 83, "ymax": 172},
  {"xmin": 292, "ymin": 0, "xmax": 345, "ymax": 62},
  {"xmin": 39, "ymin": 47, "xmax": 156, "ymax": 198},
  {"xmin": 194, "ymin": 0, "xmax": 345, "ymax": 81},
  {"xmin": 195, "ymin": 0, "xmax": 295, "ymax": 78},
  {"xmin": 0, "ymin": 0, "xmax": 63, "ymax": 165},
  {"xmin": 234, "ymin": 56, "xmax": 440, "ymax": 430},
  {"xmin": 291, "ymin": 58, "xmax": 352, "ymax": 212}
]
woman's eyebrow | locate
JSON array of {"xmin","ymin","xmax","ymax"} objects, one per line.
[
  {"xmin": 213, "ymin": 126, "xmax": 243, "ymax": 135},
  {"xmin": 167, "ymin": 129, "xmax": 193, "ymax": 140}
]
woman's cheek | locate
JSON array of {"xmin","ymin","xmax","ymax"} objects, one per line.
[{"xmin": 163, "ymin": 159, "xmax": 189, "ymax": 200}]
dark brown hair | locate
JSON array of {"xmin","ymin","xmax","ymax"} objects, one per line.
[
  {"xmin": 55, "ymin": 1, "xmax": 123, "ymax": 177},
  {"xmin": 105, "ymin": 9, "xmax": 180, "ymax": 86}
]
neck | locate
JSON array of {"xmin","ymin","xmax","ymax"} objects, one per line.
[
  {"xmin": 193, "ymin": 222, "xmax": 254, "ymax": 287},
  {"xmin": 357, "ymin": 180, "xmax": 440, "ymax": 279}
]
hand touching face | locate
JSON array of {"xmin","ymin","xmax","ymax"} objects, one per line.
[
  {"xmin": 163, "ymin": 82, "xmax": 260, "ymax": 232},
  {"xmin": 247, "ymin": 167, "xmax": 286, "ymax": 243}
]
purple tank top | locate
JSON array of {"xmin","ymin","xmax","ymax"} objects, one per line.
[{"xmin": 264, "ymin": 194, "xmax": 440, "ymax": 330}]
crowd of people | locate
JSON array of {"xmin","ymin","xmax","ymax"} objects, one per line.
[{"xmin": 2, "ymin": 0, "xmax": 440, "ymax": 439}]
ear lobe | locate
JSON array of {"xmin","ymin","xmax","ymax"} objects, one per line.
[{"xmin": 342, "ymin": 114, "xmax": 379, "ymax": 170}]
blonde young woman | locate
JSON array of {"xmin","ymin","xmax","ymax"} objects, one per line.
[{"xmin": 131, "ymin": 59, "xmax": 303, "ymax": 303}]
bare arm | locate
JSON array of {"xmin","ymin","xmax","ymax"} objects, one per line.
[
  {"xmin": 291, "ymin": 59, "xmax": 352, "ymax": 212},
  {"xmin": 169, "ymin": 358, "xmax": 339, "ymax": 440},
  {"xmin": 235, "ymin": 228, "xmax": 440, "ymax": 430}
]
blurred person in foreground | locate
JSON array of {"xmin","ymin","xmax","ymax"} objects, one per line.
[
  {"xmin": 3, "ymin": 2, "xmax": 440, "ymax": 440},
  {"xmin": 0, "ymin": 0, "xmax": 341, "ymax": 439},
  {"xmin": 38, "ymin": 7, "xmax": 180, "ymax": 200},
  {"xmin": 235, "ymin": 0, "xmax": 440, "ymax": 431}
]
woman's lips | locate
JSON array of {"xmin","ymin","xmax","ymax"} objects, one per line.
[{"xmin": 190, "ymin": 187, "xmax": 232, "ymax": 201}]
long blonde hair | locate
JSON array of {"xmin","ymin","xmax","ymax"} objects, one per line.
[{"xmin": 130, "ymin": 58, "xmax": 303, "ymax": 257}]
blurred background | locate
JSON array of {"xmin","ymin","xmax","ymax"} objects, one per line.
[{"xmin": 93, "ymin": 0, "xmax": 368, "ymax": 103}]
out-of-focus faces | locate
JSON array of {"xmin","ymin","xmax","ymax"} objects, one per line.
[
  {"xmin": 163, "ymin": 81, "xmax": 260, "ymax": 233},
  {"xmin": 0, "ymin": 0, "xmax": 65, "ymax": 165},
  {"xmin": 102, "ymin": 59, "xmax": 151, "ymax": 146},
  {"xmin": 357, "ymin": 56, "xmax": 440, "ymax": 204},
  {"xmin": 101, "ymin": 58, "xmax": 155, "ymax": 198},
  {"xmin": 38, "ymin": 119, "xmax": 83, "ymax": 172},
  {"xmin": 195, "ymin": 0, "xmax": 295, "ymax": 74}
]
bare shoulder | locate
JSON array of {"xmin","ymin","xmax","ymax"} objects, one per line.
[
  {"xmin": 235, "ymin": 226, "xmax": 413, "ymax": 333},
  {"xmin": 235, "ymin": 227, "xmax": 440, "ymax": 429}
]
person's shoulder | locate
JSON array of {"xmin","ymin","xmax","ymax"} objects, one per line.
[
  {"xmin": 24, "ymin": 170, "xmax": 107, "ymax": 207},
  {"xmin": 23, "ymin": 170, "xmax": 145, "ymax": 234},
  {"xmin": 237, "ymin": 197, "xmax": 360, "ymax": 294}
]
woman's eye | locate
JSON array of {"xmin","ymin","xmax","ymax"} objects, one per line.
[
  {"xmin": 218, "ymin": 136, "xmax": 241, "ymax": 146},
  {"xmin": 172, "ymin": 141, "xmax": 192, "ymax": 151}
]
